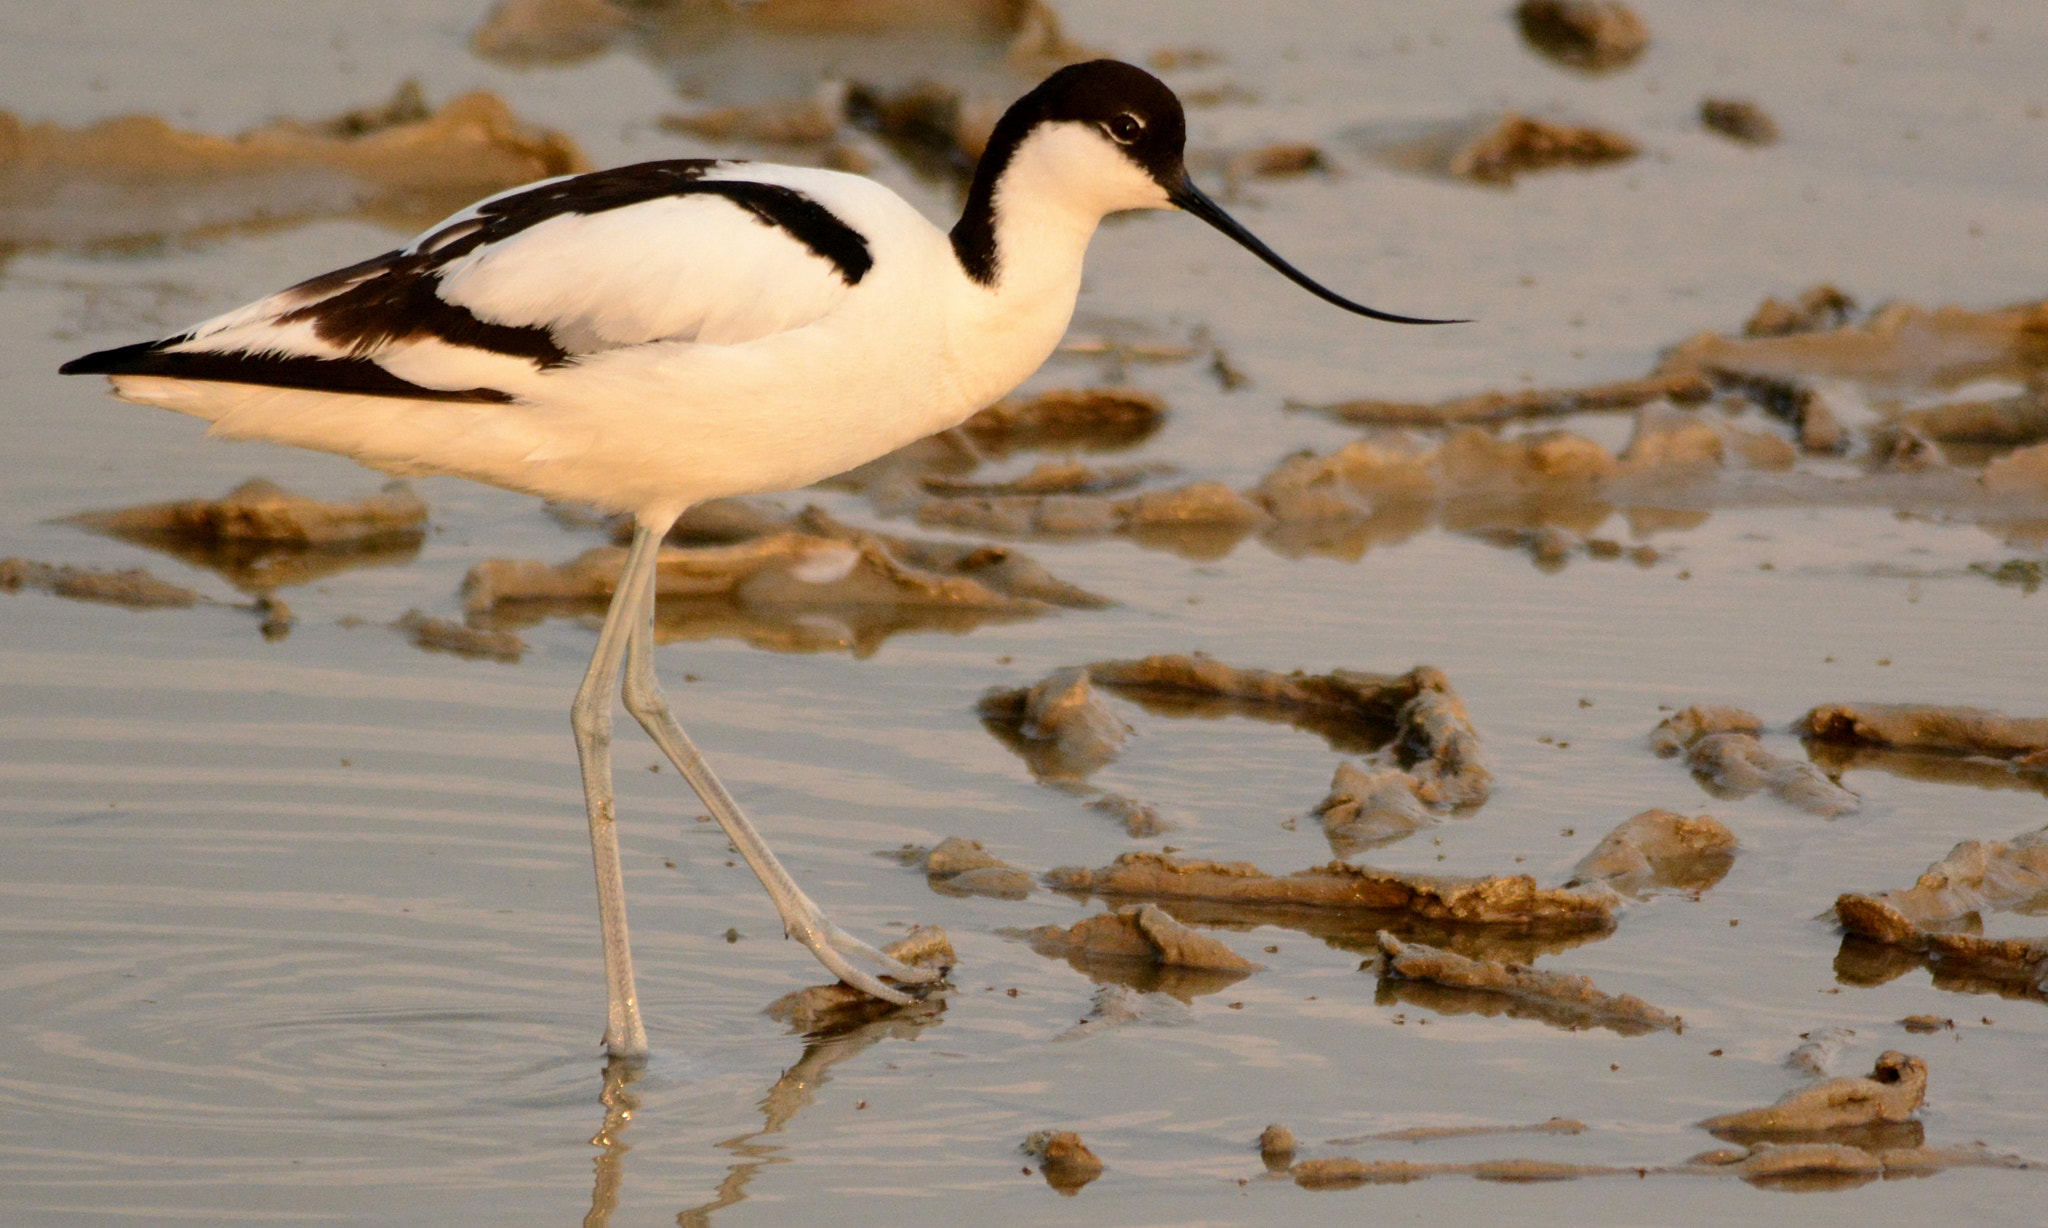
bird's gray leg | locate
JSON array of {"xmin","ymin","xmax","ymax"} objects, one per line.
[
  {"xmin": 617, "ymin": 523, "xmax": 938, "ymax": 1003},
  {"xmin": 569, "ymin": 525, "xmax": 662, "ymax": 1058}
]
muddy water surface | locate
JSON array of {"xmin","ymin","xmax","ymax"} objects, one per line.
[{"xmin": 3, "ymin": 2, "xmax": 2046, "ymax": 1225}]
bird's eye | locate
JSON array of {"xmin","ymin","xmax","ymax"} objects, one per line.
[{"xmin": 1105, "ymin": 113, "xmax": 1144, "ymax": 144}]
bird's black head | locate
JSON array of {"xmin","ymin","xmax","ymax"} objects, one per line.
[{"xmin": 955, "ymin": 59, "xmax": 1461, "ymax": 325}]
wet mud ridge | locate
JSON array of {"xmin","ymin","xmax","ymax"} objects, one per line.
[
  {"xmin": 1, "ymin": 83, "xmax": 585, "ymax": 248},
  {"xmin": 1284, "ymin": 1051, "xmax": 2031, "ymax": 1192},
  {"xmin": 1834, "ymin": 827, "xmax": 2048, "ymax": 1000}
]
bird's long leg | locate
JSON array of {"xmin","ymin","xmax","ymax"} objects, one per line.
[
  {"xmin": 617, "ymin": 521, "xmax": 940, "ymax": 1004},
  {"xmin": 569, "ymin": 524, "xmax": 663, "ymax": 1059}
]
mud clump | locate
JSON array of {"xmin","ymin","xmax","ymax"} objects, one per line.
[
  {"xmin": 1678, "ymin": 730, "xmax": 1859, "ymax": 816},
  {"xmin": 395, "ymin": 610, "xmax": 525, "ymax": 663},
  {"xmin": 1315, "ymin": 371, "xmax": 1711, "ymax": 428},
  {"xmin": 1334, "ymin": 1118, "xmax": 1587, "ymax": 1145},
  {"xmin": 1833, "ymin": 827, "xmax": 2048, "ymax": 995},
  {"xmin": 764, "ymin": 926, "xmax": 952, "ymax": 1033},
  {"xmin": 1448, "ymin": 114, "xmax": 1638, "ymax": 184},
  {"xmin": 1649, "ymin": 706, "xmax": 1763, "ymax": 756},
  {"xmin": 1700, "ymin": 98, "xmax": 1779, "ymax": 145},
  {"xmin": 892, "ymin": 837, "xmax": 1033, "ymax": 899},
  {"xmin": 1375, "ymin": 932, "xmax": 1679, "ymax": 1035},
  {"xmin": 1047, "ymin": 852, "xmax": 1616, "ymax": 931},
  {"xmin": 1259, "ymin": 1124, "xmax": 1298, "ymax": 1171},
  {"xmin": 961, "ymin": 388, "xmax": 1167, "ymax": 455},
  {"xmin": 464, "ymin": 509, "xmax": 1103, "ymax": 655},
  {"xmin": 978, "ymin": 667, "xmax": 1132, "ymax": 780},
  {"xmin": 1701, "ymin": 1052, "xmax": 1926, "ymax": 1143},
  {"xmin": 1085, "ymin": 656, "xmax": 1487, "ymax": 802},
  {"xmin": 1514, "ymin": 1, "xmax": 1649, "ymax": 73},
  {"xmin": 0, "ymin": 557, "xmax": 199, "ymax": 609},
  {"xmin": 1085, "ymin": 793, "xmax": 1170, "ymax": 838},
  {"xmin": 1314, "ymin": 763, "xmax": 1435, "ymax": 854},
  {"xmin": 1566, "ymin": 809, "xmax": 1738, "ymax": 897},
  {"xmin": 471, "ymin": 0, "xmax": 634, "ymax": 65},
  {"xmin": 1, "ymin": 87, "xmax": 587, "ymax": 248},
  {"xmin": 72, "ymin": 479, "xmax": 427, "ymax": 547},
  {"xmin": 1023, "ymin": 1129, "xmax": 1103, "ymax": 1194},
  {"xmin": 1743, "ymin": 286, "xmax": 1859, "ymax": 338},
  {"xmin": 1802, "ymin": 702, "xmax": 2048, "ymax": 767},
  {"xmin": 1023, "ymin": 904, "xmax": 1263, "ymax": 973}
]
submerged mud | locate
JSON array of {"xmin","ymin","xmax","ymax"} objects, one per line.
[
  {"xmin": 465, "ymin": 509, "xmax": 1104, "ymax": 654},
  {"xmin": 0, "ymin": 85, "xmax": 586, "ymax": 248},
  {"xmin": 1834, "ymin": 828, "xmax": 2048, "ymax": 998},
  {"xmin": 0, "ymin": 556, "xmax": 199, "ymax": 609},
  {"xmin": 764, "ymin": 926, "xmax": 954, "ymax": 1035},
  {"xmin": 1375, "ymin": 932, "xmax": 1680, "ymax": 1035},
  {"xmin": 1046, "ymin": 852, "xmax": 1616, "ymax": 931},
  {"xmin": 1565, "ymin": 809, "xmax": 1738, "ymax": 898}
]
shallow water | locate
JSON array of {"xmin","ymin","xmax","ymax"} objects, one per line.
[{"xmin": 3, "ymin": 2, "xmax": 2046, "ymax": 1224}]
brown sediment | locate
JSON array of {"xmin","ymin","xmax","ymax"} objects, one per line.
[
  {"xmin": 1744, "ymin": 286, "xmax": 1858, "ymax": 338},
  {"xmin": 1730, "ymin": 1143, "xmax": 1882, "ymax": 1189},
  {"xmin": 1447, "ymin": 114, "xmax": 1638, "ymax": 184},
  {"xmin": 254, "ymin": 594, "xmax": 294, "ymax": 640},
  {"xmin": 1802, "ymin": 702, "xmax": 2048, "ymax": 763},
  {"xmin": 470, "ymin": 0, "xmax": 633, "ymax": 65},
  {"xmin": 1314, "ymin": 372, "xmax": 1712, "ymax": 428},
  {"xmin": 1085, "ymin": 792, "xmax": 1170, "ymax": 837},
  {"xmin": 463, "ymin": 511, "xmax": 1103, "ymax": 654},
  {"xmin": 1785, "ymin": 1026, "xmax": 1857, "ymax": 1077},
  {"xmin": 1083, "ymin": 656, "xmax": 1483, "ymax": 782},
  {"xmin": 0, "ymin": 557, "xmax": 200, "ymax": 609},
  {"xmin": 1046, "ymin": 852, "xmax": 1616, "ymax": 931},
  {"xmin": 1657, "ymin": 299, "xmax": 2048, "ymax": 391},
  {"xmin": 1565, "ymin": 809, "xmax": 1737, "ymax": 897},
  {"xmin": 1685, "ymin": 732, "xmax": 1859, "ymax": 816},
  {"xmin": 922, "ymin": 461, "xmax": 1153, "ymax": 498},
  {"xmin": 890, "ymin": 837, "xmax": 1033, "ymax": 900},
  {"xmin": 1375, "ymin": 932, "xmax": 1679, "ymax": 1035},
  {"xmin": 1649, "ymin": 706, "xmax": 1764, "ymax": 757},
  {"xmin": 1514, "ymin": 1, "xmax": 1649, "ymax": 72},
  {"xmin": 978, "ymin": 667, "xmax": 1131, "ymax": 781},
  {"xmin": 962, "ymin": 388, "xmax": 1167, "ymax": 454},
  {"xmin": 1699, "ymin": 1051, "xmax": 1927, "ymax": 1141},
  {"xmin": 1332, "ymin": 1118, "xmax": 1587, "ymax": 1145},
  {"xmin": 1259, "ymin": 1124, "xmax": 1298, "ymax": 1171},
  {"xmin": 1897, "ymin": 387, "xmax": 2048, "ymax": 447},
  {"xmin": 660, "ymin": 90, "xmax": 844, "ymax": 147},
  {"xmin": 1232, "ymin": 142, "xmax": 1328, "ymax": 179},
  {"xmin": 1700, "ymin": 98, "xmax": 1779, "ymax": 145},
  {"xmin": 1899, "ymin": 1015, "xmax": 1954, "ymax": 1034},
  {"xmin": 916, "ymin": 479, "xmax": 1269, "ymax": 557},
  {"xmin": 1832, "ymin": 827, "xmax": 2048, "ymax": 995},
  {"xmin": 71, "ymin": 479, "xmax": 427, "ymax": 547},
  {"xmin": 1022, "ymin": 1129, "xmax": 1103, "ymax": 1194},
  {"xmin": 1314, "ymin": 763, "xmax": 1435, "ymax": 856},
  {"xmin": 70, "ymin": 480, "xmax": 427, "ymax": 594},
  {"xmin": 394, "ymin": 610, "xmax": 525, "ymax": 663},
  {"xmin": 0, "ymin": 88, "xmax": 586, "ymax": 248},
  {"xmin": 1983, "ymin": 440, "xmax": 2048, "ymax": 494},
  {"xmin": 1838, "ymin": 827, "xmax": 2048, "ymax": 925},
  {"xmin": 764, "ymin": 926, "xmax": 953, "ymax": 1034},
  {"xmin": 1293, "ymin": 1138, "xmax": 2026, "ymax": 1192},
  {"xmin": 1021, "ymin": 904, "xmax": 1263, "ymax": 973},
  {"xmin": 1013, "ymin": 904, "xmax": 1260, "ymax": 1000},
  {"xmin": 1970, "ymin": 559, "xmax": 2044, "ymax": 595}
]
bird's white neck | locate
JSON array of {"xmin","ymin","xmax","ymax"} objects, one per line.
[{"xmin": 944, "ymin": 124, "xmax": 1159, "ymax": 407}]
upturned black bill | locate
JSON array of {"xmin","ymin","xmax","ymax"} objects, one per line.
[{"xmin": 1168, "ymin": 178, "xmax": 1464, "ymax": 325}]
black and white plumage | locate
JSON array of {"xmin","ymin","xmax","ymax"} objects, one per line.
[{"xmin": 63, "ymin": 60, "xmax": 1454, "ymax": 1058}]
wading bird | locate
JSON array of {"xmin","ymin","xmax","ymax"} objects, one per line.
[{"xmin": 62, "ymin": 60, "xmax": 1454, "ymax": 1057}]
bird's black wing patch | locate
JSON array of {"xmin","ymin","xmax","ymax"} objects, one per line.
[
  {"xmin": 59, "ymin": 339, "xmax": 515, "ymax": 403},
  {"xmin": 60, "ymin": 159, "xmax": 874, "ymax": 400}
]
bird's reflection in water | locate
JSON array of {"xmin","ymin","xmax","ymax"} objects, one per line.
[
  {"xmin": 578, "ymin": 997, "xmax": 947, "ymax": 1227},
  {"xmin": 584, "ymin": 1056, "xmax": 642, "ymax": 1228}
]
